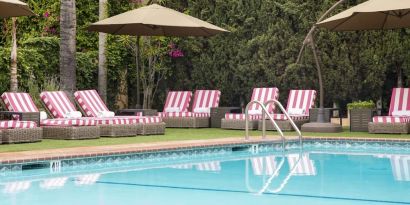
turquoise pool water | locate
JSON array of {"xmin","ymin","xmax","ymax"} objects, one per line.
[{"xmin": 1, "ymin": 141, "xmax": 410, "ymax": 205}]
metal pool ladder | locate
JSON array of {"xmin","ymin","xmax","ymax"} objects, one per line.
[{"xmin": 245, "ymin": 99, "xmax": 303, "ymax": 149}]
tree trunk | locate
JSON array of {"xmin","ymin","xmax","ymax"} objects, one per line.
[
  {"xmin": 397, "ymin": 67, "xmax": 403, "ymax": 88},
  {"xmin": 10, "ymin": 17, "xmax": 18, "ymax": 92},
  {"xmin": 98, "ymin": 0, "xmax": 108, "ymax": 102},
  {"xmin": 115, "ymin": 67, "xmax": 128, "ymax": 109},
  {"xmin": 60, "ymin": 0, "xmax": 77, "ymax": 95}
]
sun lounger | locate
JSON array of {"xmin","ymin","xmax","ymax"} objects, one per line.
[
  {"xmin": 1, "ymin": 92, "xmax": 99, "ymax": 140},
  {"xmin": 0, "ymin": 120, "xmax": 42, "ymax": 144},
  {"xmin": 221, "ymin": 87, "xmax": 279, "ymax": 130},
  {"xmin": 160, "ymin": 90, "xmax": 221, "ymax": 128},
  {"xmin": 369, "ymin": 88, "xmax": 410, "ymax": 134},
  {"xmin": 74, "ymin": 90, "xmax": 165, "ymax": 135},
  {"xmin": 40, "ymin": 91, "xmax": 148, "ymax": 137},
  {"xmin": 258, "ymin": 90, "xmax": 316, "ymax": 131}
]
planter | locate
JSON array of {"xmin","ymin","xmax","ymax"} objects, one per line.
[{"xmin": 349, "ymin": 109, "xmax": 375, "ymax": 132}]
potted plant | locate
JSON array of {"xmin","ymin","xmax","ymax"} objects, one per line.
[{"xmin": 347, "ymin": 100, "xmax": 376, "ymax": 132}]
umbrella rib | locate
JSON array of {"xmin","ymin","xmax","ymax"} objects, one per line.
[
  {"xmin": 330, "ymin": 12, "xmax": 358, "ymax": 31},
  {"xmin": 381, "ymin": 11, "xmax": 389, "ymax": 29},
  {"xmin": 112, "ymin": 24, "xmax": 127, "ymax": 35}
]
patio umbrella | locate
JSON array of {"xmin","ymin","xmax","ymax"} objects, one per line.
[
  {"xmin": 87, "ymin": 4, "xmax": 228, "ymax": 36},
  {"xmin": 0, "ymin": 0, "xmax": 34, "ymax": 18},
  {"xmin": 316, "ymin": 0, "xmax": 410, "ymax": 31}
]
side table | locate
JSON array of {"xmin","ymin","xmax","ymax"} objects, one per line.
[
  {"xmin": 116, "ymin": 109, "xmax": 158, "ymax": 116},
  {"xmin": 0, "ymin": 111, "xmax": 40, "ymax": 127},
  {"xmin": 210, "ymin": 107, "xmax": 241, "ymax": 128}
]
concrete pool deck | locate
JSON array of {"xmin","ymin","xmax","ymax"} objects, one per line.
[{"xmin": 1, "ymin": 136, "xmax": 410, "ymax": 165}]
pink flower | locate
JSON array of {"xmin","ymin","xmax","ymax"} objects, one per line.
[
  {"xmin": 43, "ymin": 11, "xmax": 50, "ymax": 18},
  {"xmin": 169, "ymin": 49, "xmax": 184, "ymax": 58}
]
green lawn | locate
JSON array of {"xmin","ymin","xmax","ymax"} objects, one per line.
[{"xmin": 1, "ymin": 128, "xmax": 410, "ymax": 153}]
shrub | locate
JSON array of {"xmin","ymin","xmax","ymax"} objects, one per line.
[{"xmin": 347, "ymin": 100, "xmax": 376, "ymax": 110}]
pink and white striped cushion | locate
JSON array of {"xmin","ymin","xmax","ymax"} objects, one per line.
[
  {"xmin": 162, "ymin": 91, "xmax": 192, "ymax": 112},
  {"xmin": 271, "ymin": 114, "xmax": 309, "ymax": 121},
  {"xmin": 40, "ymin": 91, "xmax": 77, "ymax": 118},
  {"xmin": 165, "ymin": 112, "xmax": 210, "ymax": 118},
  {"xmin": 74, "ymin": 90, "xmax": 109, "ymax": 117},
  {"xmin": 388, "ymin": 88, "xmax": 410, "ymax": 116},
  {"xmin": 1, "ymin": 92, "xmax": 39, "ymax": 112},
  {"xmin": 137, "ymin": 116, "xmax": 162, "ymax": 124},
  {"xmin": 0, "ymin": 121, "xmax": 37, "ymax": 129},
  {"xmin": 41, "ymin": 118, "xmax": 97, "ymax": 127},
  {"xmin": 285, "ymin": 90, "xmax": 316, "ymax": 116},
  {"xmin": 191, "ymin": 90, "xmax": 221, "ymax": 112},
  {"xmin": 372, "ymin": 116, "xmax": 410, "ymax": 123},
  {"xmin": 249, "ymin": 87, "xmax": 279, "ymax": 113},
  {"xmin": 224, "ymin": 113, "xmax": 263, "ymax": 120},
  {"xmin": 373, "ymin": 88, "xmax": 410, "ymax": 124}
]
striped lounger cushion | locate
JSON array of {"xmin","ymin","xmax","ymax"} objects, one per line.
[
  {"xmin": 41, "ymin": 118, "xmax": 97, "ymax": 126},
  {"xmin": 373, "ymin": 88, "xmax": 410, "ymax": 123},
  {"xmin": 0, "ymin": 121, "xmax": 37, "ymax": 129},
  {"xmin": 225, "ymin": 87, "xmax": 279, "ymax": 120},
  {"xmin": 271, "ymin": 90, "xmax": 316, "ymax": 121},
  {"xmin": 164, "ymin": 90, "xmax": 221, "ymax": 118},
  {"xmin": 158, "ymin": 91, "xmax": 192, "ymax": 117},
  {"xmin": 74, "ymin": 90, "xmax": 142, "ymax": 117}
]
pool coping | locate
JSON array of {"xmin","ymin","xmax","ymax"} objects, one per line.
[{"xmin": 1, "ymin": 136, "xmax": 410, "ymax": 165}]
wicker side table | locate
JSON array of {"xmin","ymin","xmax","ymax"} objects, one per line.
[
  {"xmin": 0, "ymin": 111, "xmax": 40, "ymax": 126},
  {"xmin": 116, "ymin": 109, "xmax": 158, "ymax": 116},
  {"xmin": 210, "ymin": 107, "xmax": 241, "ymax": 128},
  {"xmin": 350, "ymin": 109, "xmax": 376, "ymax": 132}
]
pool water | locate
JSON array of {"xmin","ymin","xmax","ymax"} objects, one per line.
[{"xmin": 1, "ymin": 141, "xmax": 410, "ymax": 205}]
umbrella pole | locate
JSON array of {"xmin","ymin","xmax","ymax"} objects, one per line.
[
  {"xmin": 309, "ymin": 36, "xmax": 325, "ymax": 123},
  {"xmin": 136, "ymin": 36, "xmax": 141, "ymax": 108},
  {"xmin": 296, "ymin": 0, "xmax": 347, "ymax": 123}
]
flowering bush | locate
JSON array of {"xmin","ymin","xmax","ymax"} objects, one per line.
[{"xmin": 168, "ymin": 43, "xmax": 184, "ymax": 58}]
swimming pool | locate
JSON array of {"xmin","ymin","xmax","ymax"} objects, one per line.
[{"xmin": 1, "ymin": 140, "xmax": 410, "ymax": 205}]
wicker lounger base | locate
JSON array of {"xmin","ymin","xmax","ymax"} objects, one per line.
[
  {"xmin": 258, "ymin": 119, "xmax": 308, "ymax": 131},
  {"xmin": 220, "ymin": 119, "xmax": 259, "ymax": 130},
  {"xmin": 99, "ymin": 124, "xmax": 142, "ymax": 137},
  {"xmin": 368, "ymin": 122, "xmax": 409, "ymax": 134},
  {"xmin": 1, "ymin": 128, "xmax": 42, "ymax": 144},
  {"xmin": 163, "ymin": 117, "xmax": 210, "ymax": 128},
  {"xmin": 138, "ymin": 122, "xmax": 166, "ymax": 135},
  {"xmin": 42, "ymin": 126, "xmax": 100, "ymax": 140}
]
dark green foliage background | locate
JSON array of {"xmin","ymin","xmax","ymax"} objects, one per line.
[{"xmin": 0, "ymin": 0, "xmax": 408, "ymax": 114}]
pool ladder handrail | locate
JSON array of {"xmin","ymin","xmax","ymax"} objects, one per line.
[{"xmin": 245, "ymin": 99, "xmax": 303, "ymax": 148}]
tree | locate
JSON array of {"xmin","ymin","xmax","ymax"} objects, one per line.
[
  {"xmin": 98, "ymin": 0, "xmax": 108, "ymax": 102},
  {"xmin": 59, "ymin": 0, "xmax": 77, "ymax": 94},
  {"xmin": 10, "ymin": 17, "xmax": 18, "ymax": 92}
]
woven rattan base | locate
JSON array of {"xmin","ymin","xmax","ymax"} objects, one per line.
[
  {"xmin": 42, "ymin": 126, "xmax": 100, "ymax": 140},
  {"xmin": 220, "ymin": 119, "xmax": 259, "ymax": 130},
  {"xmin": 368, "ymin": 122, "xmax": 409, "ymax": 134},
  {"xmin": 1, "ymin": 127, "xmax": 42, "ymax": 144},
  {"xmin": 99, "ymin": 124, "xmax": 141, "ymax": 137},
  {"xmin": 258, "ymin": 119, "xmax": 308, "ymax": 131},
  {"xmin": 139, "ymin": 122, "xmax": 166, "ymax": 135},
  {"xmin": 163, "ymin": 117, "xmax": 210, "ymax": 128}
]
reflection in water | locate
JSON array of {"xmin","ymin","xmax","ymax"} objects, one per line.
[
  {"xmin": 40, "ymin": 177, "xmax": 68, "ymax": 189},
  {"xmin": 3, "ymin": 181, "xmax": 31, "ymax": 194}
]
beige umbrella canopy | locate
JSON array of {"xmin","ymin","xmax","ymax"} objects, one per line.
[
  {"xmin": 87, "ymin": 4, "xmax": 228, "ymax": 37},
  {"xmin": 316, "ymin": 0, "xmax": 410, "ymax": 31},
  {"xmin": 0, "ymin": 0, "xmax": 34, "ymax": 18}
]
